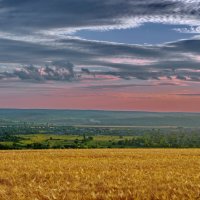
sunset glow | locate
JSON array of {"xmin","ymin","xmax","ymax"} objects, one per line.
[{"xmin": 0, "ymin": 0, "xmax": 200, "ymax": 112}]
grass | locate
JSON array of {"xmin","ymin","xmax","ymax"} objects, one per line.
[
  {"xmin": 0, "ymin": 134, "xmax": 134, "ymax": 149},
  {"xmin": 0, "ymin": 149, "xmax": 200, "ymax": 199},
  {"xmin": 19, "ymin": 134, "xmax": 132, "ymax": 142}
]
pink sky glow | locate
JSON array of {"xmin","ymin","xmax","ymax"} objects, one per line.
[{"xmin": 0, "ymin": 79, "xmax": 199, "ymax": 112}]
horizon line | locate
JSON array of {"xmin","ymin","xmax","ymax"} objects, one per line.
[{"xmin": 0, "ymin": 108, "xmax": 200, "ymax": 114}]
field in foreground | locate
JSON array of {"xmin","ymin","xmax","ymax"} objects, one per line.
[{"xmin": 0, "ymin": 149, "xmax": 200, "ymax": 200}]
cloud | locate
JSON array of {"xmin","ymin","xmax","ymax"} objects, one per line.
[
  {"xmin": 173, "ymin": 93, "xmax": 200, "ymax": 96},
  {"xmin": 81, "ymin": 68, "xmax": 91, "ymax": 75},
  {"xmin": 0, "ymin": 0, "xmax": 200, "ymax": 41},
  {"xmin": 0, "ymin": 36, "xmax": 200, "ymax": 82},
  {"xmin": 51, "ymin": 61, "xmax": 76, "ymax": 79},
  {"xmin": 174, "ymin": 26, "xmax": 200, "ymax": 33},
  {"xmin": 1, "ymin": 61, "xmax": 77, "ymax": 82},
  {"xmin": 82, "ymin": 82, "xmax": 178, "ymax": 90},
  {"xmin": 0, "ymin": 0, "xmax": 200, "ymax": 84}
]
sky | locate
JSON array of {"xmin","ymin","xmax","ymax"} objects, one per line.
[{"xmin": 0, "ymin": 0, "xmax": 200, "ymax": 112}]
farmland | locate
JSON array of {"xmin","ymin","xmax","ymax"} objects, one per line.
[
  {"xmin": 0, "ymin": 109, "xmax": 200, "ymax": 199},
  {"xmin": 1, "ymin": 109, "xmax": 200, "ymax": 149},
  {"xmin": 0, "ymin": 149, "xmax": 200, "ymax": 200},
  {"xmin": 1, "ymin": 129, "xmax": 200, "ymax": 149}
]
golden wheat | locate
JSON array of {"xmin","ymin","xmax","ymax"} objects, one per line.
[{"xmin": 0, "ymin": 149, "xmax": 200, "ymax": 200}]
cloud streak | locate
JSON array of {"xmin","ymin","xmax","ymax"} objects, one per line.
[
  {"xmin": 0, "ymin": 0, "xmax": 200, "ymax": 35},
  {"xmin": 0, "ymin": 0, "xmax": 199, "ymax": 91},
  {"xmin": 0, "ymin": 36, "xmax": 200, "ymax": 82}
]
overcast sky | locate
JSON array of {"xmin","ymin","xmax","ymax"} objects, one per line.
[{"xmin": 0, "ymin": 0, "xmax": 200, "ymax": 112}]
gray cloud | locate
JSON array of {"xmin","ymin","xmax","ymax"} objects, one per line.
[
  {"xmin": 173, "ymin": 93, "xmax": 200, "ymax": 96},
  {"xmin": 176, "ymin": 94, "xmax": 200, "ymax": 96},
  {"xmin": 0, "ymin": 0, "xmax": 200, "ymax": 37},
  {"xmin": 0, "ymin": 36, "xmax": 200, "ymax": 82},
  {"xmin": 82, "ymin": 82, "xmax": 178, "ymax": 90},
  {"xmin": 0, "ymin": 1, "xmax": 199, "ymax": 71},
  {"xmin": 1, "ymin": 61, "xmax": 77, "ymax": 82},
  {"xmin": 81, "ymin": 68, "xmax": 91, "ymax": 75}
]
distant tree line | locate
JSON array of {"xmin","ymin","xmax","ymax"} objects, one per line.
[
  {"xmin": 0, "ymin": 132, "xmax": 200, "ymax": 150},
  {"xmin": 0, "ymin": 124, "xmax": 200, "ymax": 149},
  {"xmin": 114, "ymin": 132, "xmax": 200, "ymax": 148}
]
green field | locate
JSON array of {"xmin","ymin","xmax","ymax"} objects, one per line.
[
  {"xmin": 0, "ymin": 109, "xmax": 200, "ymax": 149},
  {"xmin": 0, "ymin": 134, "xmax": 136, "ymax": 149},
  {"xmin": 0, "ymin": 131, "xmax": 200, "ymax": 149}
]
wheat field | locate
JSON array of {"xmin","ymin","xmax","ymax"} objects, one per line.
[{"xmin": 0, "ymin": 149, "xmax": 200, "ymax": 200}]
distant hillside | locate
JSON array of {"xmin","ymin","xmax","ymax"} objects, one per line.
[{"xmin": 0, "ymin": 109, "xmax": 200, "ymax": 127}]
